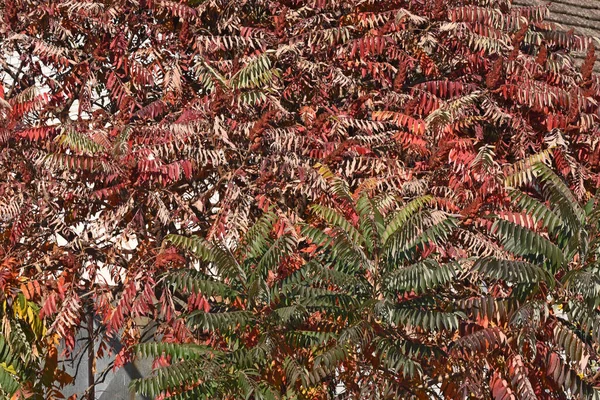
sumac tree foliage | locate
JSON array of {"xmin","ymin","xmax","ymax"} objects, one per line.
[
  {"xmin": 460, "ymin": 162, "xmax": 600, "ymax": 400},
  {"xmin": 139, "ymin": 163, "xmax": 600, "ymax": 399},
  {"xmin": 134, "ymin": 176, "xmax": 460, "ymax": 398},
  {"xmin": 137, "ymin": 162, "xmax": 600, "ymax": 399},
  {"xmin": 1, "ymin": 0, "xmax": 600, "ymax": 398}
]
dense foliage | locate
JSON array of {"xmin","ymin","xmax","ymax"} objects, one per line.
[
  {"xmin": 135, "ymin": 165, "xmax": 600, "ymax": 399},
  {"xmin": 134, "ymin": 177, "xmax": 460, "ymax": 398},
  {"xmin": 1, "ymin": 0, "xmax": 600, "ymax": 398}
]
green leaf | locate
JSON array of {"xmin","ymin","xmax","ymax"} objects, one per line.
[
  {"xmin": 187, "ymin": 310, "xmax": 254, "ymax": 332},
  {"xmin": 375, "ymin": 338, "xmax": 423, "ymax": 378},
  {"xmin": 165, "ymin": 234, "xmax": 246, "ymax": 283},
  {"xmin": 384, "ymin": 259, "xmax": 457, "ymax": 295},
  {"xmin": 472, "ymin": 257, "xmax": 554, "ymax": 287},
  {"xmin": 134, "ymin": 342, "xmax": 214, "ymax": 360},
  {"xmin": 239, "ymin": 211, "xmax": 278, "ymax": 260},
  {"xmin": 508, "ymin": 188, "xmax": 564, "ymax": 234},
  {"xmin": 533, "ymin": 163, "xmax": 585, "ymax": 232},
  {"xmin": 391, "ymin": 308, "xmax": 461, "ymax": 331},
  {"xmin": 382, "ymin": 195, "xmax": 433, "ymax": 245},
  {"xmin": 492, "ymin": 220, "xmax": 565, "ymax": 272},
  {"xmin": 169, "ymin": 269, "xmax": 238, "ymax": 297},
  {"xmin": 130, "ymin": 359, "xmax": 206, "ymax": 398},
  {"xmin": 255, "ymin": 234, "xmax": 297, "ymax": 278},
  {"xmin": 310, "ymin": 204, "xmax": 364, "ymax": 247}
]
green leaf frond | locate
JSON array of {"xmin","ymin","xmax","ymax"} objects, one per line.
[
  {"xmin": 238, "ymin": 211, "xmax": 278, "ymax": 261},
  {"xmin": 563, "ymin": 267, "xmax": 600, "ymax": 307},
  {"xmin": 164, "ymin": 234, "xmax": 246, "ymax": 282},
  {"xmin": 491, "ymin": 219, "xmax": 565, "ymax": 272},
  {"xmin": 391, "ymin": 307, "xmax": 461, "ymax": 332},
  {"xmin": 384, "ymin": 209, "xmax": 457, "ymax": 261},
  {"xmin": 534, "ymin": 163, "xmax": 585, "ymax": 233},
  {"xmin": 168, "ymin": 269, "xmax": 238, "ymax": 297},
  {"xmin": 509, "ymin": 300, "xmax": 548, "ymax": 329},
  {"xmin": 187, "ymin": 310, "xmax": 254, "ymax": 332},
  {"xmin": 0, "ymin": 335, "xmax": 20, "ymax": 396},
  {"xmin": 134, "ymin": 342, "xmax": 214, "ymax": 360},
  {"xmin": 130, "ymin": 358, "xmax": 206, "ymax": 398},
  {"xmin": 383, "ymin": 259, "xmax": 457, "ymax": 295},
  {"xmin": 254, "ymin": 233, "xmax": 297, "ymax": 278},
  {"xmin": 382, "ymin": 195, "xmax": 433, "ymax": 245},
  {"xmin": 230, "ymin": 51, "xmax": 279, "ymax": 90},
  {"xmin": 356, "ymin": 194, "xmax": 386, "ymax": 254},
  {"xmin": 565, "ymin": 302, "xmax": 600, "ymax": 344},
  {"xmin": 55, "ymin": 127, "xmax": 106, "ymax": 155},
  {"xmin": 310, "ymin": 204, "xmax": 365, "ymax": 247},
  {"xmin": 375, "ymin": 338, "xmax": 424, "ymax": 378},
  {"xmin": 472, "ymin": 257, "xmax": 554, "ymax": 287},
  {"xmin": 508, "ymin": 188, "xmax": 565, "ymax": 234},
  {"xmin": 300, "ymin": 224, "xmax": 369, "ymax": 274}
]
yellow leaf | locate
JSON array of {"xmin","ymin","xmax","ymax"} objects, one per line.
[{"xmin": 0, "ymin": 362, "xmax": 17, "ymax": 375}]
